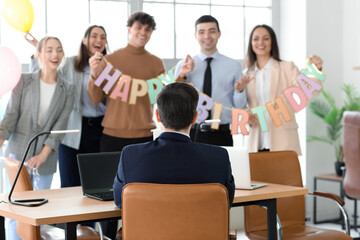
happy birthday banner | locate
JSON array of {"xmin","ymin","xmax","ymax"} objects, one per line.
[{"xmin": 94, "ymin": 59, "xmax": 325, "ymax": 135}]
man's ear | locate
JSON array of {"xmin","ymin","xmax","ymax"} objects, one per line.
[
  {"xmin": 127, "ymin": 26, "xmax": 131, "ymax": 34},
  {"xmin": 155, "ymin": 109, "xmax": 161, "ymax": 122},
  {"xmin": 191, "ymin": 111, "xmax": 198, "ymax": 125}
]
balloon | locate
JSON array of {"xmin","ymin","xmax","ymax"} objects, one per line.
[
  {"xmin": 0, "ymin": 46, "xmax": 21, "ymax": 97},
  {"xmin": 2, "ymin": 0, "xmax": 34, "ymax": 33}
]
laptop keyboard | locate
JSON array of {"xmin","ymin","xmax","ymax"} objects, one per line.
[{"xmin": 92, "ymin": 192, "xmax": 114, "ymax": 200}]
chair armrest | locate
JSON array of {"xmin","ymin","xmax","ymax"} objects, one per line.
[
  {"xmin": 312, "ymin": 191, "xmax": 344, "ymax": 206},
  {"xmin": 308, "ymin": 192, "xmax": 350, "ymax": 236}
]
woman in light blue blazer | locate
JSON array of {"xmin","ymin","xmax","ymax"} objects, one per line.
[{"xmin": 26, "ymin": 26, "xmax": 109, "ymax": 188}]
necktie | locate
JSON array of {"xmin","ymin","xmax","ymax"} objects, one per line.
[
  {"xmin": 203, "ymin": 57, "xmax": 213, "ymax": 119},
  {"xmin": 203, "ymin": 57, "xmax": 213, "ymax": 97}
]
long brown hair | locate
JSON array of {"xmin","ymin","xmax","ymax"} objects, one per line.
[
  {"xmin": 74, "ymin": 25, "xmax": 108, "ymax": 72},
  {"xmin": 245, "ymin": 24, "xmax": 281, "ymax": 70}
]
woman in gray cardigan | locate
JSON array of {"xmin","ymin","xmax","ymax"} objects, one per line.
[
  {"xmin": 0, "ymin": 36, "xmax": 74, "ymax": 185},
  {"xmin": 26, "ymin": 25, "xmax": 108, "ymax": 187}
]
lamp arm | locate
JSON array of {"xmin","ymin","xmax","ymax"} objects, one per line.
[{"xmin": 8, "ymin": 131, "xmax": 50, "ymax": 206}]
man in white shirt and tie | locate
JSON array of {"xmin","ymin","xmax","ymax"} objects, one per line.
[{"xmin": 175, "ymin": 15, "xmax": 250, "ymax": 146}]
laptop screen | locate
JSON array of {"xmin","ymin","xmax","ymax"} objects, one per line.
[
  {"xmin": 77, "ymin": 152, "xmax": 121, "ymax": 194},
  {"xmin": 222, "ymin": 147, "xmax": 252, "ymax": 189}
]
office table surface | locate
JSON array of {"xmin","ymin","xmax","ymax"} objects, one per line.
[
  {"xmin": 0, "ymin": 183, "xmax": 307, "ymax": 226},
  {"xmin": 233, "ymin": 182, "xmax": 308, "ymax": 203},
  {"xmin": 0, "ymin": 187, "xmax": 121, "ymax": 226}
]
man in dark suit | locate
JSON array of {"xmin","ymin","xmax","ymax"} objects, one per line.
[{"xmin": 113, "ymin": 82, "xmax": 235, "ymax": 208}]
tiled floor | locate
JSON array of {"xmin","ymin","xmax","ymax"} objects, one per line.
[{"xmin": 236, "ymin": 222, "xmax": 360, "ymax": 239}]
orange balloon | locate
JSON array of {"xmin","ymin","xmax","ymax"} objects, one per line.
[{"xmin": 2, "ymin": 0, "xmax": 34, "ymax": 33}]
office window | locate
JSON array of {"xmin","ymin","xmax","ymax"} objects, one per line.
[
  {"xmin": 143, "ymin": 0, "xmax": 272, "ymax": 60},
  {"xmin": 89, "ymin": 0, "xmax": 129, "ymax": 51},
  {"xmin": 47, "ymin": 0, "xmax": 89, "ymax": 57}
]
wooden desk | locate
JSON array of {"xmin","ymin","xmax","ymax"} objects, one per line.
[
  {"xmin": 0, "ymin": 184, "xmax": 307, "ymax": 240},
  {"xmin": 233, "ymin": 182, "xmax": 308, "ymax": 240},
  {"xmin": 0, "ymin": 187, "xmax": 121, "ymax": 239}
]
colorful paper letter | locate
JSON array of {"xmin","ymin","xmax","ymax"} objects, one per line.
[
  {"xmin": 297, "ymin": 74, "xmax": 323, "ymax": 100},
  {"xmin": 252, "ymin": 106, "xmax": 268, "ymax": 132},
  {"xmin": 109, "ymin": 74, "xmax": 131, "ymax": 102},
  {"xmin": 147, "ymin": 78, "xmax": 164, "ymax": 104},
  {"xmin": 95, "ymin": 64, "xmax": 122, "ymax": 93},
  {"xmin": 301, "ymin": 59, "xmax": 326, "ymax": 81},
  {"xmin": 129, "ymin": 79, "xmax": 148, "ymax": 105},
  {"xmin": 158, "ymin": 68, "xmax": 175, "ymax": 85},
  {"xmin": 266, "ymin": 97, "xmax": 293, "ymax": 127},
  {"xmin": 231, "ymin": 109, "xmax": 249, "ymax": 135},
  {"xmin": 196, "ymin": 93, "xmax": 213, "ymax": 121},
  {"xmin": 211, "ymin": 102, "xmax": 223, "ymax": 130},
  {"xmin": 283, "ymin": 87, "xmax": 307, "ymax": 113}
]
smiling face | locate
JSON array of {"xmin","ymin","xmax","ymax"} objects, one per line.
[
  {"xmin": 128, "ymin": 21, "xmax": 153, "ymax": 48},
  {"xmin": 83, "ymin": 27, "xmax": 107, "ymax": 56},
  {"xmin": 38, "ymin": 38, "xmax": 64, "ymax": 71},
  {"xmin": 195, "ymin": 22, "xmax": 221, "ymax": 56},
  {"xmin": 251, "ymin": 27, "xmax": 272, "ymax": 58}
]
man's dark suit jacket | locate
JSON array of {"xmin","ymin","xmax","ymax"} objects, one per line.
[{"xmin": 113, "ymin": 132, "xmax": 235, "ymax": 208}]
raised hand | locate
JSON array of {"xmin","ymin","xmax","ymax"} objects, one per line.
[
  {"xmin": 308, "ymin": 55, "xmax": 323, "ymax": 71},
  {"xmin": 89, "ymin": 51, "xmax": 104, "ymax": 79},
  {"xmin": 179, "ymin": 55, "xmax": 194, "ymax": 79},
  {"xmin": 235, "ymin": 75, "xmax": 254, "ymax": 93},
  {"xmin": 24, "ymin": 32, "xmax": 38, "ymax": 47}
]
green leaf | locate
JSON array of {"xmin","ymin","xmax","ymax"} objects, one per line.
[
  {"xmin": 308, "ymin": 99, "xmax": 331, "ymax": 119},
  {"xmin": 307, "ymin": 136, "xmax": 333, "ymax": 145},
  {"xmin": 324, "ymin": 109, "xmax": 339, "ymax": 126}
]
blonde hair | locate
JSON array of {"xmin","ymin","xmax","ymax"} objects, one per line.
[{"xmin": 36, "ymin": 36, "xmax": 64, "ymax": 68}]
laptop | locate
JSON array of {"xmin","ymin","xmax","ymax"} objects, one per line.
[
  {"xmin": 222, "ymin": 147, "xmax": 267, "ymax": 190},
  {"xmin": 77, "ymin": 152, "xmax": 121, "ymax": 201}
]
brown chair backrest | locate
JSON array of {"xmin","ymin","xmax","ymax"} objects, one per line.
[
  {"xmin": 343, "ymin": 111, "xmax": 360, "ymax": 199},
  {"xmin": 245, "ymin": 151, "xmax": 305, "ymax": 235},
  {"xmin": 5, "ymin": 158, "xmax": 40, "ymax": 240},
  {"xmin": 122, "ymin": 183, "xmax": 229, "ymax": 240}
]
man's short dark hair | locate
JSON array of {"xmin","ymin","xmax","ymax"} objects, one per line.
[
  {"xmin": 195, "ymin": 15, "xmax": 220, "ymax": 32},
  {"xmin": 127, "ymin": 11, "xmax": 156, "ymax": 30},
  {"xmin": 156, "ymin": 83, "xmax": 199, "ymax": 131}
]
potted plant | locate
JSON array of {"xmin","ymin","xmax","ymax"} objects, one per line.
[{"xmin": 308, "ymin": 83, "xmax": 360, "ymax": 175}]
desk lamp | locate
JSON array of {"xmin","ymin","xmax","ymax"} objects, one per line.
[
  {"xmin": 194, "ymin": 119, "xmax": 221, "ymax": 142},
  {"xmin": 8, "ymin": 129, "xmax": 79, "ymax": 207}
]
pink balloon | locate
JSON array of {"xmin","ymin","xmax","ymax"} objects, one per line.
[{"xmin": 0, "ymin": 46, "xmax": 21, "ymax": 97}]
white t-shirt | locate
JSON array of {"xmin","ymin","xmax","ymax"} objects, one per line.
[
  {"xmin": 254, "ymin": 58, "xmax": 271, "ymax": 150},
  {"xmin": 38, "ymin": 80, "xmax": 56, "ymax": 126}
]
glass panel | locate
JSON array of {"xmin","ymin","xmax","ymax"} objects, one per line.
[
  {"xmin": 244, "ymin": 7, "xmax": 272, "ymax": 56},
  {"xmin": 90, "ymin": 1, "xmax": 128, "ymax": 52},
  {"xmin": 47, "ymin": 0, "xmax": 89, "ymax": 57},
  {"xmin": 211, "ymin": 0, "xmax": 244, "ymax": 6},
  {"xmin": 144, "ymin": 3, "xmax": 174, "ymax": 58},
  {"xmin": 176, "ymin": 0, "xmax": 210, "ymax": 4},
  {"xmin": 211, "ymin": 6, "xmax": 244, "ymax": 59},
  {"xmin": 145, "ymin": 0, "xmax": 174, "ymax": 2},
  {"xmin": 0, "ymin": 0, "xmax": 46, "ymax": 64},
  {"xmin": 244, "ymin": 0, "xmax": 272, "ymax": 7},
  {"xmin": 175, "ymin": 4, "xmax": 210, "ymax": 58}
]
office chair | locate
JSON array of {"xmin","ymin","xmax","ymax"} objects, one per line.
[
  {"xmin": 122, "ymin": 183, "xmax": 230, "ymax": 240},
  {"xmin": 244, "ymin": 151, "xmax": 352, "ymax": 240},
  {"xmin": 5, "ymin": 157, "xmax": 109, "ymax": 240},
  {"xmin": 343, "ymin": 111, "xmax": 360, "ymax": 237}
]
